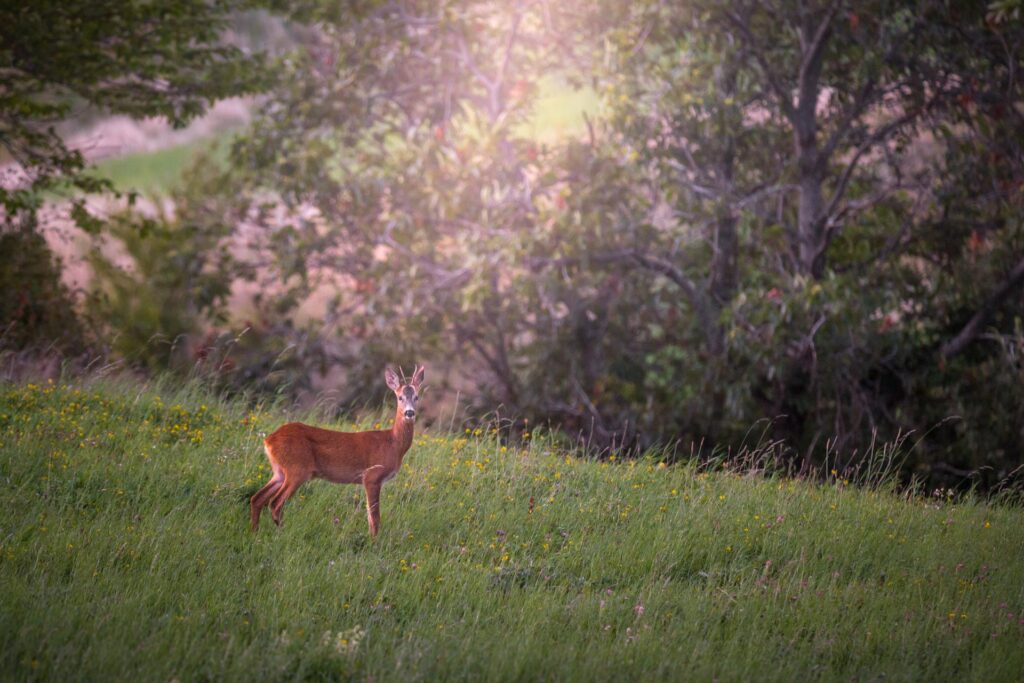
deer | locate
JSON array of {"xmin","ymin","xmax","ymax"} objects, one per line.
[{"xmin": 250, "ymin": 365, "xmax": 424, "ymax": 536}]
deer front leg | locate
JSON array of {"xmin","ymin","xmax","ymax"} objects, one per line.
[{"xmin": 364, "ymin": 479, "xmax": 382, "ymax": 536}]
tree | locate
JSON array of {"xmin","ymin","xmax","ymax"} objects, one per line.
[
  {"xmin": 579, "ymin": 0, "xmax": 1024, "ymax": 467},
  {"xmin": 170, "ymin": 0, "xmax": 1023, "ymax": 480},
  {"xmin": 0, "ymin": 0, "xmax": 271, "ymax": 231},
  {"xmin": 214, "ymin": 1, "xmax": 575, "ymax": 407}
]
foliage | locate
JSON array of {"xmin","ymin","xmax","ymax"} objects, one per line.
[
  {"xmin": 0, "ymin": 0, "xmax": 271, "ymax": 229},
  {"xmin": 0, "ymin": 222, "xmax": 84, "ymax": 351},
  {"xmin": 0, "ymin": 0, "xmax": 276, "ymax": 379},
  {"xmin": 26, "ymin": 0, "xmax": 1024, "ymax": 486},
  {"xmin": 86, "ymin": 207, "xmax": 233, "ymax": 373},
  {"xmin": 180, "ymin": 1, "xmax": 1019, "ymax": 476},
  {"xmin": 1, "ymin": 379, "xmax": 1023, "ymax": 681}
]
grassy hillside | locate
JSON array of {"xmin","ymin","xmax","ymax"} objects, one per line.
[
  {"xmin": 1, "ymin": 379, "xmax": 1022, "ymax": 682},
  {"xmin": 89, "ymin": 135, "xmax": 233, "ymax": 196}
]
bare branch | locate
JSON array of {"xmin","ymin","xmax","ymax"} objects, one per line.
[
  {"xmin": 734, "ymin": 182, "xmax": 798, "ymax": 209},
  {"xmin": 941, "ymin": 256, "xmax": 1024, "ymax": 359},
  {"xmin": 821, "ymin": 107, "xmax": 924, "ymax": 225},
  {"xmin": 492, "ymin": 9, "xmax": 524, "ymax": 119},
  {"xmin": 663, "ymin": 160, "xmax": 720, "ymax": 200},
  {"xmin": 460, "ymin": 327, "xmax": 514, "ymax": 400},
  {"xmin": 379, "ymin": 223, "xmax": 472, "ymax": 290},
  {"xmin": 723, "ymin": 8, "xmax": 796, "ymax": 122},
  {"xmin": 798, "ymin": 1, "xmax": 840, "ymax": 102},
  {"xmin": 835, "ymin": 195, "xmax": 924, "ymax": 274},
  {"xmin": 526, "ymin": 248, "xmax": 722, "ymax": 353},
  {"xmin": 819, "ymin": 77, "xmax": 879, "ymax": 164}
]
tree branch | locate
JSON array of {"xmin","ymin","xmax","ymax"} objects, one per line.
[
  {"xmin": 798, "ymin": 1, "xmax": 840, "ymax": 103},
  {"xmin": 723, "ymin": 8, "xmax": 796, "ymax": 122},
  {"xmin": 821, "ymin": 107, "xmax": 924, "ymax": 228},
  {"xmin": 819, "ymin": 77, "xmax": 879, "ymax": 164},
  {"xmin": 455, "ymin": 321, "xmax": 520, "ymax": 405},
  {"xmin": 940, "ymin": 256, "xmax": 1024, "ymax": 359},
  {"xmin": 526, "ymin": 248, "xmax": 722, "ymax": 353}
]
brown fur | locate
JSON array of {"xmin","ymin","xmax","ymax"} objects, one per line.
[{"xmin": 250, "ymin": 366, "xmax": 423, "ymax": 535}]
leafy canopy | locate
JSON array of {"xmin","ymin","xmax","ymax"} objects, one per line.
[{"xmin": 0, "ymin": 0, "xmax": 271, "ymax": 230}]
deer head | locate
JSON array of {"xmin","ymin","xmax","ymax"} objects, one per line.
[{"xmin": 385, "ymin": 365, "xmax": 424, "ymax": 422}]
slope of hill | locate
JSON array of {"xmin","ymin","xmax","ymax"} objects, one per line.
[{"xmin": 0, "ymin": 379, "xmax": 1021, "ymax": 681}]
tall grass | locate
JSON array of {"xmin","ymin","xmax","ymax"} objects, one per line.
[{"xmin": 1, "ymin": 379, "xmax": 1022, "ymax": 681}]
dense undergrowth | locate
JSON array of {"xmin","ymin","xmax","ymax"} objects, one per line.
[{"xmin": 1, "ymin": 379, "xmax": 1022, "ymax": 681}]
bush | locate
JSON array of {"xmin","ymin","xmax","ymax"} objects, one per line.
[{"xmin": 0, "ymin": 222, "xmax": 84, "ymax": 352}]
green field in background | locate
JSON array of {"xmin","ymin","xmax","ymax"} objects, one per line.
[
  {"xmin": 90, "ymin": 135, "xmax": 234, "ymax": 196},
  {"xmin": 89, "ymin": 78, "xmax": 598, "ymax": 196}
]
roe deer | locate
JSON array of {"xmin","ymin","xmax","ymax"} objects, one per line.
[{"xmin": 250, "ymin": 365, "xmax": 424, "ymax": 536}]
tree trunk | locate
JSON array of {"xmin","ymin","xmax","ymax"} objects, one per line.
[
  {"xmin": 793, "ymin": 8, "xmax": 832, "ymax": 280},
  {"xmin": 711, "ymin": 114, "xmax": 738, "ymax": 304},
  {"xmin": 712, "ymin": 209, "xmax": 739, "ymax": 304},
  {"xmin": 797, "ymin": 143, "xmax": 827, "ymax": 279}
]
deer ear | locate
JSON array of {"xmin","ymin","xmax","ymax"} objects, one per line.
[
  {"xmin": 411, "ymin": 365, "xmax": 425, "ymax": 387},
  {"xmin": 385, "ymin": 367, "xmax": 401, "ymax": 391}
]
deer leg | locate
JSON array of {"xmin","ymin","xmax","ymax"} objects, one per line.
[
  {"xmin": 364, "ymin": 480, "xmax": 382, "ymax": 536},
  {"xmin": 250, "ymin": 476, "xmax": 283, "ymax": 531},
  {"xmin": 269, "ymin": 474, "xmax": 306, "ymax": 527}
]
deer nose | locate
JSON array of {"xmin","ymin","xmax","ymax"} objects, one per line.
[{"xmin": 404, "ymin": 409, "xmax": 416, "ymax": 419}]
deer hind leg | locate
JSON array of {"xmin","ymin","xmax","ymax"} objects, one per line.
[
  {"xmin": 269, "ymin": 473, "xmax": 309, "ymax": 527},
  {"xmin": 250, "ymin": 475, "xmax": 283, "ymax": 531}
]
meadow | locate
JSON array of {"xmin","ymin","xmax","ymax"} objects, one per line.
[
  {"xmin": 89, "ymin": 135, "xmax": 234, "ymax": 197},
  {"xmin": 1, "ymin": 378, "xmax": 1022, "ymax": 682}
]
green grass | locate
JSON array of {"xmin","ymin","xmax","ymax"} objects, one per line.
[
  {"xmin": 1, "ymin": 379, "xmax": 1022, "ymax": 682},
  {"xmin": 521, "ymin": 76, "xmax": 600, "ymax": 141},
  {"xmin": 89, "ymin": 135, "xmax": 232, "ymax": 196}
]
